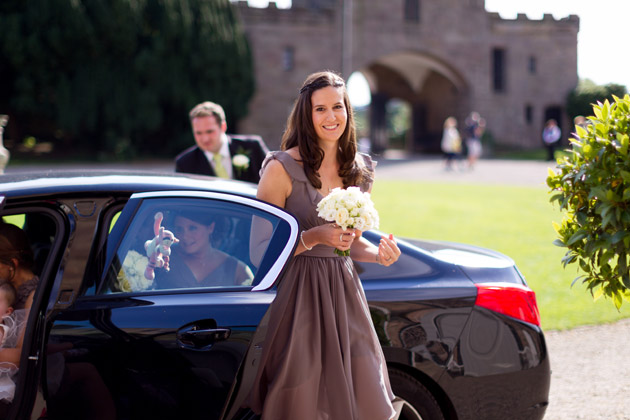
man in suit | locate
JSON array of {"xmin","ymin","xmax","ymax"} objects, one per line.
[{"xmin": 175, "ymin": 101, "xmax": 269, "ymax": 183}]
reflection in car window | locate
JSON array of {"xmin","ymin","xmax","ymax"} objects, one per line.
[
  {"xmin": 102, "ymin": 198, "xmax": 280, "ymax": 294},
  {"xmin": 355, "ymin": 239, "xmax": 434, "ymax": 280}
]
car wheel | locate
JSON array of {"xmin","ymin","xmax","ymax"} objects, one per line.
[{"xmin": 389, "ymin": 369, "xmax": 445, "ymax": 420}]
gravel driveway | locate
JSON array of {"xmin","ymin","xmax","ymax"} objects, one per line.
[{"xmin": 544, "ymin": 319, "xmax": 630, "ymax": 420}]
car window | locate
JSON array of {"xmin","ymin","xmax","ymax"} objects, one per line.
[{"xmin": 100, "ymin": 197, "xmax": 285, "ymax": 294}]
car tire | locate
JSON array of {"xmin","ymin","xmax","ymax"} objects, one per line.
[{"xmin": 389, "ymin": 368, "xmax": 445, "ymax": 420}]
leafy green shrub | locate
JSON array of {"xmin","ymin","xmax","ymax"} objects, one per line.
[{"xmin": 547, "ymin": 94, "xmax": 630, "ymax": 308}]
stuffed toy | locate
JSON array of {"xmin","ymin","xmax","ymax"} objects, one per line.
[{"xmin": 144, "ymin": 212, "xmax": 179, "ymax": 281}]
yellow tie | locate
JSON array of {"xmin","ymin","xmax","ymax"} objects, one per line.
[{"xmin": 213, "ymin": 153, "xmax": 229, "ymax": 179}]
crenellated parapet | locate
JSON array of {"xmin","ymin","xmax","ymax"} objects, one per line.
[
  {"xmin": 233, "ymin": 1, "xmax": 335, "ymax": 24},
  {"xmin": 489, "ymin": 11, "xmax": 580, "ymax": 33}
]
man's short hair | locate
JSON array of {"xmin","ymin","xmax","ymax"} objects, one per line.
[{"xmin": 189, "ymin": 101, "xmax": 226, "ymax": 125}]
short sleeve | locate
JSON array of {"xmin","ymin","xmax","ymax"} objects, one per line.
[
  {"xmin": 259, "ymin": 150, "xmax": 308, "ymax": 183},
  {"xmin": 358, "ymin": 153, "xmax": 376, "ymax": 192}
]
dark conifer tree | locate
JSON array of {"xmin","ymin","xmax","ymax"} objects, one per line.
[{"xmin": 0, "ymin": 0, "xmax": 254, "ymax": 159}]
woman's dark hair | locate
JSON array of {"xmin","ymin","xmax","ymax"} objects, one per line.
[
  {"xmin": 173, "ymin": 209, "xmax": 229, "ymax": 249},
  {"xmin": 0, "ymin": 222, "xmax": 35, "ymax": 272},
  {"xmin": 281, "ymin": 70, "xmax": 367, "ymax": 189},
  {"xmin": 175, "ymin": 210, "xmax": 215, "ymax": 227}
]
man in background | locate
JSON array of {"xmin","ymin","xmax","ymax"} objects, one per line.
[
  {"xmin": 175, "ymin": 101, "xmax": 268, "ymax": 183},
  {"xmin": 542, "ymin": 118, "xmax": 561, "ymax": 161}
]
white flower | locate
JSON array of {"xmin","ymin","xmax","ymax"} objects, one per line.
[
  {"xmin": 117, "ymin": 250, "xmax": 151, "ymax": 292},
  {"xmin": 316, "ymin": 186, "xmax": 379, "ymax": 231},
  {"xmin": 232, "ymin": 154, "xmax": 250, "ymax": 169},
  {"xmin": 335, "ymin": 207, "xmax": 350, "ymax": 228}
]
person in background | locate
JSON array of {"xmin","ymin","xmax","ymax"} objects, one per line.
[
  {"xmin": 175, "ymin": 101, "xmax": 269, "ymax": 183},
  {"xmin": 441, "ymin": 116, "xmax": 462, "ymax": 171},
  {"xmin": 0, "ymin": 115, "xmax": 9, "ymax": 174},
  {"xmin": 573, "ymin": 115, "xmax": 590, "ymax": 136},
  {"xmin": 464, "ymin": 111, "xmax": 486, "ymax": 170},
  {"xmin": 542, "ymin": 118, "xmax": 562, "ymax": 161},
  {"xmin": 247, "ymin": 70, "xmax": 401, "ymax": 420}
]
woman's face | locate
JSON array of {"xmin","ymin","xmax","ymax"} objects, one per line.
[
  {"xmin": 310, "ymin": 86, "xmax": 347, "ymax": 145},
  {"xmin": 173, "ymin": 216, "xmax": 215, "ymax": 256}
]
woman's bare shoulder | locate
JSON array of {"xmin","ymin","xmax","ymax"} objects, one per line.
[
  {"xmin": 258, "ymin": 158, "xmax": 292, "ymax": 206},
  {"xmin": 262, "ymin": 157, "xmax": 291, "ymax": 179}
]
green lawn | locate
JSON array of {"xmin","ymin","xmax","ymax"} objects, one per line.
[{"xmin": 371, "ymin": 181, "xmax": 630, "ymax": 331}]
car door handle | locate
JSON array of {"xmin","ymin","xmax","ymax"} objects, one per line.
[
  {"xmin": 176, "ymin": 321, "xmax": 231, "ymax": 351},
  {"xmin": 184, "ymin": 328, "xmax": 231, "ymax": 340}
]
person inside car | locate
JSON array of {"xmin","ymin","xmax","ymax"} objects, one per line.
[
  {"xmin": 0, "ymin": 222, "xmax": 38, "ymax": 367},
  {"xmin": 0, "ymin": 282, "xmax": 18, "ymax": 403},
  {"xmin": 155, "ymin": 210, "xmax": 254, "ymax": 289},
  {"xmin": 0, "ymin": 222, "xmax": 39, "ymax": 414},
  {"xmin": 0, "ymin": 283, "xmax": 16, "ymax": 347}
]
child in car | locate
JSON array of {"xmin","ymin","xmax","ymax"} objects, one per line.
[{"xmin": 0, "ymin": 282, "xmax": 20, "ymax": 402}]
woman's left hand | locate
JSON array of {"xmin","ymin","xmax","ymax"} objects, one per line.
[{"xmin": 377, "ymin": 234, "xmax": 401, "ymax": 267}]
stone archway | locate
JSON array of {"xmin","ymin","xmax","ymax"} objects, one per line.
[
  {"xmin": 359, "ymin": 51, "xmax": 468, "ymax": 154},
  {"xmin": 235, "ymin": 2, "xmax": 578, "ymax": 152}
]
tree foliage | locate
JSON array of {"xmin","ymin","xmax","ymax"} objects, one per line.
[
  {"xmin": 547, "ymin": 94, "xmax": 630, "ymax": 309},
  {"xmin": 566, "ymin": 79, "xmax": 627, "ymax": 122},
  {"xmin": 0, "ymin": 0, "xmax": 254, "ymax": 159}
]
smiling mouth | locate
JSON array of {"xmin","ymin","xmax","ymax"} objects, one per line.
[{"xmin": 323, "ymin": 124, "xmax": 338, "ymax": 130}]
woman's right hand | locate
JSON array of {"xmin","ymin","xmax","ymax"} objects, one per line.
[{"xmin": 306, "ymin": 224, "xmax": 356, "ymax": 252}]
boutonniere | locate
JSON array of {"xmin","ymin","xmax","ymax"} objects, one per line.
[{"xmin": 232, "ymin": 148, "xmax": 251, "ymax": 176}]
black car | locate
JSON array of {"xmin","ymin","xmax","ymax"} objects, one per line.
[{"xmin": 0, "ymin": 171, "xmax": 549, "ymax": 420}]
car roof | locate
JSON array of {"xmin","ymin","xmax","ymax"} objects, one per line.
[{"xmin": 0, "ymin": 170, "xmax": 258, "ymax": 200}]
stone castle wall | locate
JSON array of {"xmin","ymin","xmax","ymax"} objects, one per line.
[{"xmin": 233, "ymin": 0, "xmax": 578, "ymax": 152}]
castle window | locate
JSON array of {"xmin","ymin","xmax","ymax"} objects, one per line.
[
  {"xmin": 525, "ymin": 104, "xmax": 533, "ymax": 124},
  {"xmin": 492, "ymin": 47, "xmax": 506, "ymax": 92},
  {"xmin": 404, "ymin": 0, "xmax": 420, "ymax": 22},
  {"xmin": 528, "ymin": 56, "xmax": 537, "ymax": 74},
  {"xmin": 283, "ymin": 46, "xmax": 294, "ymax": 72}
]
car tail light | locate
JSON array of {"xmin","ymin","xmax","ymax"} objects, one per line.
[{"xmin": 475, "ymin": 282, "xmax": 541, "ymax": 326}]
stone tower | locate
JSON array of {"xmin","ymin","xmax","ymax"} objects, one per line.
[{"xmin": 233, "ymin": 0, "xmax": 579, "ymax": 153}]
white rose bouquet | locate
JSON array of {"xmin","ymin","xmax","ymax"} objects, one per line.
[
  {"xmin": 117, "ymin": 250, "xmax": 151, "ymax": 292},
  {"xmin": 316, "ymin": 186, "xmax": 379, "ymax": 256}
]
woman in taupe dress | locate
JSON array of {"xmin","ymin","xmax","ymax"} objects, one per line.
[{"xmin": 248, "ymin": 71, "xmax": 401, "ymax": 420}]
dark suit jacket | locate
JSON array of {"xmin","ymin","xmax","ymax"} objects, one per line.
[{"xmin": 175, "ymin": 134, "xmax": 269, "ymax": 184}]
